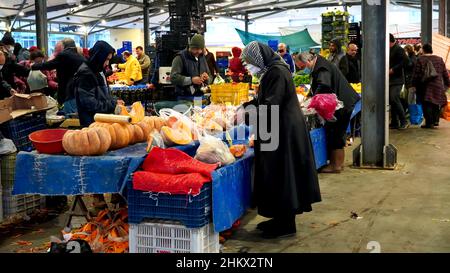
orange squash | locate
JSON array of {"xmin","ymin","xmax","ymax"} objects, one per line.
[
  {"xmin": 62, "ymin": 127, "xmax": 111, "ymax": 156},
  {"xmin": 90, "ymin": 122, "xmax": 130, "ymax": 150},
  {"xmin": 229, "ymin": 144, "xmax": 247, "ymax": 158},
  {"xmin": 136, "ymin": 121, "xmax": 151, "ymax": 138},
  {"xmin": 132, "ymin": 124, "xmax": 146, "ymax": 143},
  {"xmin": 161, "ymin": 126, "xmax": 192, "ymax": 146},
  {"xmin": 125, "ymin": 124, "xmax": 136, "ymax": 145},
  {"xmin": 129, "ymin": 102, "xmax": 145, "ymax": 124}
]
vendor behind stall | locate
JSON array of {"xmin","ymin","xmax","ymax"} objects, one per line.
[
  {"xmin": 240, "ymin": 41, "xmax": 321, "ymax": 239},
  {"xmin": 117, "ymin": 51, "xmax": 143, "ymax": 85},
  {"xmin": 296, "ymin": 52, "xmax": 360, "ymax": 173},
  {"xmin": 74, "ymin": 41, "xmax": 123, "ymax": 127},
  {"xmin": 170, "ymin": 34, "xmax": 212, "ymax": 96}
]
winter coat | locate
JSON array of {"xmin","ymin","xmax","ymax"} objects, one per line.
[
  {"xmin": 74, "ymin": 41, "xmax": 117, "ymax": 127},
  {"xmin": 31, "ymin": 48, "xmax": 86, "ymax": 104},
  {"xmin": 412, "ymin": 54, "xmax": 450, "ymax": 107},
  {"xmin": 118, "ymin": 55, "xmax": 143, "ymax": 84},
  {"xmin": 311, "ymin": 55, "xmax": 360, "ymax": 111},
  {"xmin": 245, "ymin": 43, "xmax": 321, "ymax": 218},
  {"xmin": 389, "ymin": 43, "xmax": 407, "ymax": 86}
]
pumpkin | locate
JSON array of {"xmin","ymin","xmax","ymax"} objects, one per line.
[
  {"xmin": 160, "ymin": 126, "xmax": 193, "ymax": 146},
  {"xmin": 62, "ymin": 127, "xmax": 112, "ymax": 156},
  {"xmin": 119, "ymin": 105, "xmax": 129, "ymax": 116},
  {"xmin": 89, "ymin": 122, "xmax": 130, "ymax": 150},
  {"xmin": 142, "ymin": 116, "xmax": 155, "ymax": 129},
  {"xmin": 125, "ymin": 124, "xmax": 136, "ymax": 144},
  {"xmin": 132, "ymin": 124, "xmax": 146, "ymax": 143},
  {"xmin": 167, "ymin": 116, "xmax": 179, "ymax": 128},
  {"xmin": 136, "ymin": 121, "xmax": 151, "ymax": 137}
]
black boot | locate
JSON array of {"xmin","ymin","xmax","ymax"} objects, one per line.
[
  {"xmin": 256, "ymin": 219, "xmax": 276, "ymax": 231},
  {"xmin": 261, "ymin": 215, "xmax": 296, "ymax": 239}
]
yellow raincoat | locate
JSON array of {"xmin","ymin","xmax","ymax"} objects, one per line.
[{"xmin": 118, "ymin": 55, "xmax": 143, "ymax": 85}]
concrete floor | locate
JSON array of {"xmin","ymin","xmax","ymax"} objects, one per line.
[
  {"xmin": 223, "ymin": 121, "xmax": 450, "ymax": 253},
  {"xmin": 1, "ymin": 121, "xmax": 450, "ymax": 253}
]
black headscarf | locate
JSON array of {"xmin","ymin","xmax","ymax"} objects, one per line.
[
  {"xmin": 240, "ymin": 41, "xmax": 289, "ymax": 79},
  {"xmin": 88, "ymin": 41, "xmax": 115, "ymax": 73}
]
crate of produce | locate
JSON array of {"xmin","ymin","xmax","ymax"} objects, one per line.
[
  {"xmin": 322, "ymin": 24, "xmax": 333, "ymax": 32},
  {"xmin": 322, "ymin": 32, "xmax": 334, "ymax": 40},
  {"xmin": 210, "ymin": 83, "xmax": 249, "ymax": 105},
  {"xmin": 2, "ymin": 188, "xmax": 44, "ymax": 218},
  {"xmin": 128, "ymin": 182, "xmax": 212, "ymax": 228},
  {"xmin": 333, "ymin": 24, "xmax": 348, "ymax": 32},
  {"xmin": 129, "ymin": 220, "xmax": 219, "ymax": 253},
  {"xmin": 0, "ymin": 113, "xmax": 47, "ymax": 152},
  {"xmin": 322, "ymin": 16, "xmax": 333, "ymax": 24}
]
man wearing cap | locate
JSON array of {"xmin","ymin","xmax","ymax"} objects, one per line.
[{"xmin": 170, "ymin": 34, "xmax": 212, "ymax": 96}]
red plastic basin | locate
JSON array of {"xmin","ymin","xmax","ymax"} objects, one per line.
[{"xmin": 28, "ymin": 129, "xmax": 68, "ymax": 154}]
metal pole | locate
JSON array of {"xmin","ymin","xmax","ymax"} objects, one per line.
[
  {"xmin": 353, "ymin": 0, "xmax": 397, "ymax": 169},
  {"xmin": 447, "ymin": 0, "xmax": 450, "ymax": 37},
  {"xmin": 245, "ymin": 12, "xmax": 249, "ymax": 34},
  {"xmin": 439, "ymin": 0, "xmax": 446, "ymax": 36},
  {"xmin": 421, "ymin": 0, "xmax": 433, "ymax": 45},
  {"xmin": 35, "ymin": 0, "xmax": 48, "ymax": 54},
  {"xmin": 143, "ymin": 0, "xmax": 150, "ymax": 53}
]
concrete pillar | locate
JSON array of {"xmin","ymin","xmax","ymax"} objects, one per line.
[
  {"xmin": 439, "ymin": 0, "xmax": 446, "ymax": 36},
  {"xmin": 421, "ymin": 0, "xmax": 433, "ymax": 45},
  {"xmin": 143, "ymin": 0, "xmax": 150, "ymax": 53},
  {"xmin": 35, "ymin": 0, "xmax": 48, "ymax": 54},
  {"xmin": 353, "ymin": 0, "xmax": 397, "ymax": 169}
]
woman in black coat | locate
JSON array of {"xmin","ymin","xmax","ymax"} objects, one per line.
[
  {"xmin": 74, "ymin": 41, "xmax": 123, "ymax": 127},
  {"xmin": 296, "ymin": 52, "xmax": 360, "ymax": 173},
  {"xmin": 240, "ymin": 42, "xmax": 321, "ymax": 239}
]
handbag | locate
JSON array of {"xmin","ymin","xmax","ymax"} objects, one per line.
[{"xmin": 421, "ymin": 59, "xmax": 438, "ymax": 82}]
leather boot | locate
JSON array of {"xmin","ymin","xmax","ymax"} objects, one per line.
[
  {"xmin": 320, "ymin": 150, "xmax": 341, "ymax": 173},
  {"xmin": 335, "ymin": 149, "xmax": 345, "ymax": 171}
]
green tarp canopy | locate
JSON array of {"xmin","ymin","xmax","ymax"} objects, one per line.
[{"xmin": 235, "ymin": 28, "xmax": 320, "ymax": 52}]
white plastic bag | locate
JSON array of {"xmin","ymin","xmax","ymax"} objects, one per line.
[
  {"xmin": 213, "ymin": 74, "xmax": 225, "ymax": 85},
  {"xmin": 194, "ymin": 135, "xmax": 235, "ymax": 166},
  {"xmin": 27, "ymin": 70, "xmax": 48, "ymax": 91}
]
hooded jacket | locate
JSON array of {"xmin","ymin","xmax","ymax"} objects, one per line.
[
  {"xmin": 229, "ymin": 47, "xmax": 247, "ymax": 76},
  {"xmin": 74, "ymin": 41, "xmax": 117, "ymax": 127},
  {"xmin": 118, "ymin": 54, "xmax": 143, "ymax": 85},
  {"xmin": 327, "ymin": 39, "xmax": 345, "ymax": 67}
]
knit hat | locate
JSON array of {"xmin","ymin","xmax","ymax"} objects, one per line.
[
  {"xmin": 189, "ymin": 34, "xmax": 205, "ymax": 49},
  {"xmin": 1, "ymin": 32, "xmax": 15, "ymax": 46}
]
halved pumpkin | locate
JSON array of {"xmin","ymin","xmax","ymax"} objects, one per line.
[{"xmin": 160, "ymin": 126, "xmax": 192, "ymax": 146}]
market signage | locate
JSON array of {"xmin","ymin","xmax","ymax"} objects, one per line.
[{"xmin": 396, "ymin": 37, "xmax": 421, "ymax": 45}]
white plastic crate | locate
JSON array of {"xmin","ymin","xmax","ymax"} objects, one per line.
[
  {"xmin": 129, "ymin": 220, "xmax": 219, "ymax": 253},
  {"xmin": 2, "ymin": 189, "xmax": 45, "ymax": 217}
]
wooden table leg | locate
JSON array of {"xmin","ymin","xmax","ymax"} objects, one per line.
[{"xmin": 64, "ymin": 195, "xmax": 92, "ymax": 229}]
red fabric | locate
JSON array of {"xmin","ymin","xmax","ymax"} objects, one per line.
[
  {"xmin": 29, "ymin": 46, "xmax": 39, "ymax": 52},
  {"xmin": 134, "ymin": 147, "xmax": 219, "ymax": 194},
  {"xmin": 142, "ymin": 147, "xmax": 218, "ymax": 179},
  {"xmin": 133, "ymin": 172, "xmax": 211, "ymax": 195}
]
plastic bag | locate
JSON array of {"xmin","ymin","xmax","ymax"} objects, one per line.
[
  {"xmin": 213, "ymin": 74, "xmax": 225, "ymax": 85},
  {"xmin": 159, "ymin": 108, "xmax": 199, "ymax": 140},
  {"xmin": 194, "ymin": 135, "xmax": 235, "ymax": 166},
  {"xmin": 408, "ymin": 104, "xmax": 424, "ymax": 125},
  {"xmin": 27, "ymin": 70, "xmax": 48, "ymax": 91},
  {"xmin": 407, "ymin": 87, "xmax": 417, "ymax": 105},
  {"xmin": 146, "ymin": 130, "xmax": 166, "ymax": 152},
  {"xmin": 307, "ymin": 94, "xmax": 343, "ymax": 121}
]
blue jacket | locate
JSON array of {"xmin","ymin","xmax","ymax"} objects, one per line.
[{"xmin": 282, "ymin": 53, "xmax": 295, "ymax": 73}]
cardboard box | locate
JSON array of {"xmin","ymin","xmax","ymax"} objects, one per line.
[
  {"xmin": 13, "ymin": 93, "xmax": 48, "ymax": 110},
  {"xmin": 0, "ymin": 93, "xmax": 49, "ymax": 124}
]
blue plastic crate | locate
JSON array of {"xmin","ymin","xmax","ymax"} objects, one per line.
[
  {"xmin": 310, "ymin": 127, "xmax": 328, "ymax": 169},
  {"xmin": 128, "ymin": 181, "xmax": 212, "ymax": 228},
  {"xmin": 0, "ymin": 113, "xmax": 47, "ymax": 152}
]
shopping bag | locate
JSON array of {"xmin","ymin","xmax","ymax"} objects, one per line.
[
  {"xmin": 408, "ymin": 104, "xmax": 424, "ymax": 125},
  {"xmin": 441, "ymin": 100, "xmax": 450, "ymax": 121},
  {"xmin": 213, "ymin": 74, "xmax": 225, "ymax": 84}
]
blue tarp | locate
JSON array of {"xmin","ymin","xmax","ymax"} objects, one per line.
[{"xmin": 212, "ymin": 150, "xmax": 253, "ymax": 232}]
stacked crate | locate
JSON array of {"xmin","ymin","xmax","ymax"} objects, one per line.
[
  {"xmin": 127, "ymin": 180, "xmax": 219, "ymax": 253},
  {"xmin": 321, "ymin": 12, "xmax": 334, "ymax": 49},
  {"xmin": 321, "ymin": 11, "xmax": 350, "ymax": 49},
  {"xmin": 332, "ymin": 12, "xmax": 350, "ymax": 48},
  {"xmin": 1, "ymin": 153, "xmax": 45, "ymax": 220}
]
